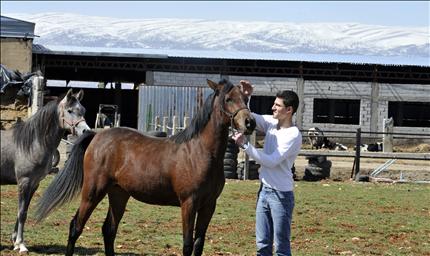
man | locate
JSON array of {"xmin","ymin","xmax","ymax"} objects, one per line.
[{"xmin": 232, "ymin": 80, "xmax": 302, "ymax": 256}]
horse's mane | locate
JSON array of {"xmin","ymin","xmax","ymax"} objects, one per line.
[
  {"xmin": 170, "ymin": 79, "xmax": 234, "ymax": 144},
  {"xmin": 13, "ymin": 99, "xmax": 62, "ymax": 154}
]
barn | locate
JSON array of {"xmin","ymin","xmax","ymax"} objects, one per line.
[{"xmin": 30, "ymin": 45, "xmax": 430, "ymax": 142}]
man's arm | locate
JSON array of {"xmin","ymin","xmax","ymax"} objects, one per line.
[{"xmin": 244, "ymin": 134, "xmax": 300, "ymax": 168}]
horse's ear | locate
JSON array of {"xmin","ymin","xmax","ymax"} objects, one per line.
[
  {"xmin": 62, "ymin": 89, "xmax": 73, "ymax": 103},
  {"xmin": 239, "ymin": 80, "xmax": 254, "ymax": 97},
  {"xmin": 207, "ymin": 79, "xmax": 219, "ymax": 91},
  {"xmin": 75, "ymin": 89, "xmax": 84, "ymax": 101}
]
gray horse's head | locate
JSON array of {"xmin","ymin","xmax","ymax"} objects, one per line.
[{"xmin": 59, "ymin": 89, "xmax": 90, "ymax": 135}]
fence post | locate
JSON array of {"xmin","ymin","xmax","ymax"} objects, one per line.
[
  {"xmin": 383, "ymin": 118, "xmax": 394, "ymax": 153},
  {"xmin": 184, "ymin": 116, "xmax": 190, "ymax": 129},
  {"xmin": 154, "ymin": 116, "xmax": 160, "ymax": 131},
  {"xmin": 172, "ymin": 116, "xmax": 178, "ymax": 135},
  {"xmin": 354, "ymin": 128, "xmax": 362, "ymax": 181},
  {"xmin": 162, "ymin": 117, "xmax": 168, "ymax": 133},
  {"xmin": 30, "ymin": 75, "xmax": 44, "ymax": 116}
]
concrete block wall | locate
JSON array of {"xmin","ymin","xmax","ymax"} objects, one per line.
[
  {"xmin": 302, "ymin": 80, "xmax": 372, "ymax": 132},
  {"xmin": 149, "ymin": 72, "xmax": 429, "ymax": 137},
  {"xmin": 378, "ymin": 83, "xmax": 430, "ymax": 135},
  {"xmin": 153, "ymin": 72, "xmax": 221, "ymax": 87},
  {"xmin": 229, "ymin": 76, "xmax": 298, "ymax": 96}
]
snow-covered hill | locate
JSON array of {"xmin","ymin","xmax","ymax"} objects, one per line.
[{"xmin": 5, "ymin": 12, "xmax": 430, "ymax": 59}]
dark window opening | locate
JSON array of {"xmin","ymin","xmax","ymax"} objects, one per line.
[
  {"xmin": 313, "ymin": 98, "xmax": 360, "ymax": 124},
  {"xmin": 250, "ymin": 96, "xmax": 275, "ymax": 115},
  {"xmin": 388, "ymin": 101, "xmax": 430, "ymax": 127}
]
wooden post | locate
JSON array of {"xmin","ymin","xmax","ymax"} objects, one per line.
[
  {"xmin": 354, "ymin": 128, "xmax": 362, "ymax": 181},
  {"xmin": 154, "ymin": 116, "xmax": 160, "ymax": 131},
  {"xmin": 162, "ymin": 117, "xmax": 168, "ymax": 133},
  {"xmin": 184, "ymin": 116, "xmax": 190, "ymax": 129},
  {"xmin": 296, "ymin": 78, "xmax": 305, "ymax": 129},
  {"xmin": 29, "ymin": 75, "xmax": 44, "ymax": 116},
  {"xmin": 370, "ymin": 82, "xmax": 379, "ymax": 136},
  {"xmin": 383, "ymin": 118, "xmax": 394, "ymax": 153},
  {"xmin": 172, "ymin": 116, "xmax": 178, "ymax": 135}
]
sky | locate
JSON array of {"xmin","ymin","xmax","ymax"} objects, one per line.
[{"xmin": 2, "ymin": 1, "xmax": 429, "ymax": 27}]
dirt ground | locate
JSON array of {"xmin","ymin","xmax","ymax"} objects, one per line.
[
  {"xmin": 239, "ymin": 142, "xmax": 430, "ymax": 183},
  {"xmin": 293, "ymin": 155, "xmax": 430, "ymax": 182}
]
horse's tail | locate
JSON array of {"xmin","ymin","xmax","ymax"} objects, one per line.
[{"xmin": 35, "ymin": 131, "xmax": 96, "ymax": 222}]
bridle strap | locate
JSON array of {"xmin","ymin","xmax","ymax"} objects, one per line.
[
  {"xmin": 58, "ymin": 103, "xmax": 85, "ymax": 135},
  {"xmin": 220, "ymin": 102, "xmax": 249, "ymax": 131}
]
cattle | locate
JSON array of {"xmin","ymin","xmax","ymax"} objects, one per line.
[
  {"xmin": 307, "ymin": 127, "xmax": 324, "ymax": 149},
  {"xmin": 355, "ymin": 142, "xmax": 383, "ymax": 152},
  {"xmin": 308, "ymin": 127, "xmax": 348, "ymax": 151}
]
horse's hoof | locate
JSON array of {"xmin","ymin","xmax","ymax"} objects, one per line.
[{"xmin": 13, "ymin": 244, "xmax": 28, "ymax": 253}]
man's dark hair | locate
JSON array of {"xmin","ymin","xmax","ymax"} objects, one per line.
[{"xmin": 276, "ymin": 90, "xmax": 299, "ymax": 114}]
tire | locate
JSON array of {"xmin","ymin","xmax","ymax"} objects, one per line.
[
  {"xmin": 248, "ymin": 161, "xmax": 260, "ymax": 180},
  {"xmin": 309, "ymin": 160, "xmax": 332, "ymax": 169},
  {"xmin": 224, "ymin": 165, "xmax": 237, "ymax": 179},
  {"xmin": 307, "ymin": 155, "xmax": 327, "ymax": 164},
  {"xmin": 226, "ymin": 145, "xmax": 239, "ymax": 154},
  {"xmin": 52, "ymin": 149, "xmax": 60, "ymax": 167},
  {"xmin": 224, "ymin": 171, "xmax": 237, "ymax": 179},
  {"xmin": 303, "ymin": 165, "xmax": 330, "ymax": 181},
  {"xmin": 224, "ymin": 152, "xmax": 237, "ymax": 160},
  {"xmin": 223, "ymin": 158, "xmax": 238, "ymax": 168}
]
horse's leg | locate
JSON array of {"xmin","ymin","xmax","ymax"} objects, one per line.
[
  {"xmin": 66, "ymin": 179, "xmax": 108, "ymax": 256},
  {"xmin": 193, "ymin": 200, "xmax": 216, "ymax": 256},
  {"xmin": 181, "ymin": 198, "xmax": 197, "ymax": 256},
  {"xmin": 102, "ymin": 187, "xmax": 130, "ymax": 256},
  {"xmin": 13, "ymin": 178, "xmax": 39, "ymax": 253}
]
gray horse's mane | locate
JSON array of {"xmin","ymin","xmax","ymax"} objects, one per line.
[
  {"xmin": 170, "ymin": 79, "xmax": 234, "ymax": 144},
  {"xmin": 13, "ymin": 100, "xmax": 62, "ymax": 154}
]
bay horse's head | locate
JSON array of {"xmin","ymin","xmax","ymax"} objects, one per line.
[
  {"xmin": 58, "ymin": 89, "xmax": 90, "ymax": 136},
  {"xmin": 207, "ymin": 79, "xmax": 256, "ymax": 135}
]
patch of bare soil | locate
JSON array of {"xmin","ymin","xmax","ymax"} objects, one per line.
[
  {"xmin": 293, "ymin": 156, "xmax": 430, "ymax": 182},
  {"xmin": 241, "ymin": 141, "xmax": 430, "ymax": 182}
]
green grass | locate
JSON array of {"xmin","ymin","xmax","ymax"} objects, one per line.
[{"xmin": 1, "ymin": 177, "xmax": 429, "ymax": 255}]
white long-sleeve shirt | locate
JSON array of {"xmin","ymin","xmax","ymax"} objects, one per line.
[{"xmin": 244, "ymin": 113, "xmax": 302, "ymax": 191}]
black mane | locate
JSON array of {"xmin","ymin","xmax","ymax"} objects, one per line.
[{"xmin": 170, "ymin": 79, "xmax": 234, "ymax": 144}]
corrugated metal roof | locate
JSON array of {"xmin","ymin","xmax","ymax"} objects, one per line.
[
  {"xmin": 33, "ymin": 44, "xmax": 429, "ymax": 67},
  {"xmin": 0, "ymin": 15, "xmax": 37, "ymax": 39}
]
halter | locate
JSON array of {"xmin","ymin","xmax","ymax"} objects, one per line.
[
  {"xmin": 220, "ymin": 99, "xmax": 249, "ymax": 133},
  {"xmin": 58, "ymin": 103, "xmax": 86, "ymax": 135}
]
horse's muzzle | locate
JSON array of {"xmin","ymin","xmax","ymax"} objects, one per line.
[{"xmin": 243, "ymin": 117, "xmax": 256, "ymax": 135}]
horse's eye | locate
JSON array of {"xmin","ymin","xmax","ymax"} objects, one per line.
[
  {"xmin": 226, "ymin": 98, "xmax": 233, "ymax": 103},
  {"xmin": 67, "ymin": 109, "xmax": 73, "ymax": 114}
]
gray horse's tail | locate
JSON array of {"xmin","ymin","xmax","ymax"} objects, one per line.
[{"xmin": 35, "ymin": 131, "xmax": 96, "ymax": 222}]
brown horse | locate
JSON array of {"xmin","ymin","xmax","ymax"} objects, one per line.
[{"xmin": 36, "ymin": 79, "xmax": 256, "ymax": 256}]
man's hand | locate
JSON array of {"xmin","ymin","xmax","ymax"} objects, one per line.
[
  {"xmin": 231, "ymin": 132, "xmax": 248, "ymax": 149},
  {"xmin": 240, "ymin": 80, "xmax": 253, "ymax": 97}
]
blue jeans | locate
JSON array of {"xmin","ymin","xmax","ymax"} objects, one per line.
[{"xmin": 256, "ymin": 184, "xmax": 295, "ymax": 256}]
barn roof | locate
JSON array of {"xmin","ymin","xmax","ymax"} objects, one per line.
[
  {"xmin": 33, "ymin": 44, "xmax": 429, "ymax": 67},
  {"xmin": 0, "ymin": 15, "xmax": 37, "ymax": 39}
]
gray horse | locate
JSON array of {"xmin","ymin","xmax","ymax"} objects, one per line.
[{"xmin": 0, "ymin": 89, "xmax": 90, "ymax": 253}]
